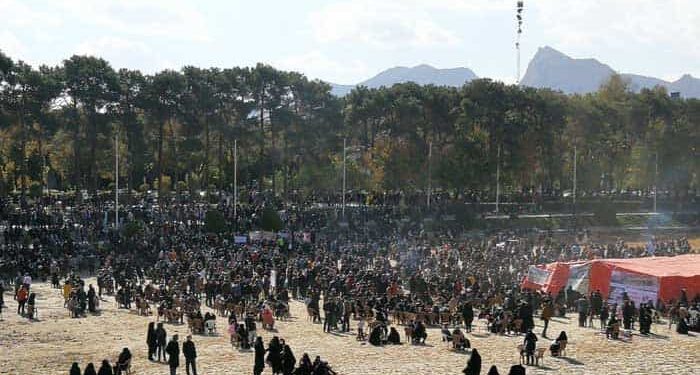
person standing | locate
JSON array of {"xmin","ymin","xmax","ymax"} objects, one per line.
[
  {"xmin": 16, "ymin": 285, "xmax": 28, "ymax": 315},
  {"xmin": 598, "ymin": 302, "xmax": 608, "ymax": 328},
  {"xmin": 541, "ymin": 300, "xmax": 554, "ymax": 338},
  {"xmin": 245, "ymin": 313, "xmax": 257, "ymax": 346},
  {"xmin": 147, "ymin": 322, "xmax": 157, "ymax": 361},
  {"xmin": 87, "ymin": 284, "xmax": 97, "ymax": 313},
  {"xmin": 183, "ymin": 335, "xmax": 197, "ymax": 375},
  {"xmin": 266, "ymin": 336, "xmax": 283, "ymax": 375},
  {"xmin": 589, "ymin": 290, "xmax": 603, "ymax": 328},
  {"xmin": 341, "ymin": 299, "xmax": 352, "ymax": 332},
  {"xmin": 622, "ymin": 300, "xmax": 635, "ymax": 330},
  {"xmin": 253, "ymin": 337, "xmax": 265, "ymax": 375},
  {"xmin": 156, "ymin": 322, "xmax": 167, "ymax": 362},
  {"xmin": 523, "ymin": 329, "xmax": 538, "ymax": 366},
  {"xmin": 323, "ymin": 298, "xmax": 333, "ymax": 333},
  {"xmin": 461, "ymin": 302, "xmax": 474, "ymax": 333},
  {"xmin": 576, "ymin": 296, "xmax": 589, "ymax": 328},
  {"xmin": 0, "ymin": 281, "xmax": 6, "ymax": 311},
  {"xmin": 166, "ymin": 334, "xmax": 180, "ymax": 375},
  {"xmin": 26, "ymin": 293, "xmax": 36, "ymax": 320},
  {"xmin": 281, "ymin": 343, "xmax": 296, "ymax": 375},
  {"xmin": 14, "ymin": 273, "xmax": 22, "ymax": 300}
]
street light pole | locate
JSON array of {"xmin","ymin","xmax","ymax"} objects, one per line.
[
  {"xmin": 427, "ymin": 141, "xmax": 432, "ymax": 208},
  {"xmin": 342, "ymin": 137, "xmax": 347, "ymax": 218},
  {"xmin": 654, "ymin": 152, "xmax": 658, "ymax": 213},
  {"xmin": 234, "ymin": 139, "xmax": 238, "ymax": 220},
  {"xmin": 573, "ymin": 145, "xmax": 577, "ymax": 234},
  {"xmin": 495, "ymin": 144, "xmax": 501, "ymax": 214},
  {"xmin": 42, "ymin": 150, "xmax": 46, "ymax": 197},
  {"xmin": 115, "ymin": 129, "xmax": 119, "ymax": 229}
]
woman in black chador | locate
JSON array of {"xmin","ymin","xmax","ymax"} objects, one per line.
[
  {"xmin": 267, "ymin": 336, "xmax": 283, "ymax": 375},
  {"xmin": 387, "ymin": 327, "xmax": 401, "ymax": 344},
  {"xmin": 83, "ymin": 363, "xmax": 97, "ymax": 375},
  {"xmin": 97, "ymin": 360, "xmax": 113, "ymax": 375},
  {"xmin": 523, "ymin": 329, "xmax": 538, "ymax": 365},
  {"xmin": 462, "ymin": 348, "xmax": 482, "ymax": 375},
  {"xmin": 70, "ymin": 363, "xmax": 81, "ymax": 375},
  {"xmin": 369, "ymin": 324, "xmax": 383, "ymax": 346},
  {"xmin": 253, "ymin": 337, "xmax": 265, "ymax": 375},
  {"xmin": 147, "ymin": 322, "xmax": 157, "ymax": 361},
  {"xmin": 281, "ymin": 343, "xmax": 296, "ymax": 375}
]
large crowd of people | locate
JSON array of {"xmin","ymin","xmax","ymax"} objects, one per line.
[{"xmin": 0, "ymin": 193, "xmax": 698, "ymax": 374}]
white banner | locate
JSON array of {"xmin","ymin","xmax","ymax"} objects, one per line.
[
  {"xmin": 607, "ymin": 269, "xmax": 659, "ymax": 306},
  {"xmin": 526, "ymin": 266, "xmax": 551, "ymax": 285},
  {"xmin": 566, "ymin": 263, "xmax": 591, "ymax": 294}
]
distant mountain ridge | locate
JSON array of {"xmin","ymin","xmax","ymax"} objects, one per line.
[
  {"xmin": 520, "ymin": 46, "xmax": 700, "ymax": 98},
  {"xmin": 328, "ymin": 47, "xmax": 700, "ymax": 98},
  {"xmin": 330, "ymin": 64, "xmax": 477, "ymax": 96}
]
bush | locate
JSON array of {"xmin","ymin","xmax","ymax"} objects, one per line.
[
  {"xmin": 123, "ymin": 220, "xmax": 144, "ymax": 238},
  {"xmin": 261, "ymin": 206, "xmax": 283, "ymax": 232},
  {"xmin": 205, "ymin": 209, "xmax": 227, "ymax": 234},
  {"xmin": 29, "ymin": 181, "xmax": 42, "ymax": 198}
]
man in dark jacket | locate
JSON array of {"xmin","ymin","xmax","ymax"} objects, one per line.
[
  {"xmin": 523, "ymin": 329, "xmax": 538, "ymax": 365},
  {"xmin": 166, "ymin": 334, "xmax": 180, "ymax": 375},
  {"xmin": 622, "ymin": 300, "xmax": 635, "ymax": 330},
  {"xmin": 323, "ymin": 298, "xmax": 333, "ymax": 332},
  {"xmin": 156, "ymin": 323, "xmax": 167, "ymax": 362},
  {"xmin": 576, "ymin": 296, "xmax": 589, "ymax": 327},
  {"xmin": 183, "ymin": 335, "xmax": 197, "ymax": 375},
  {"xmin": 461, "ymin": 302, "xmax": 474, "ymax": 333}
]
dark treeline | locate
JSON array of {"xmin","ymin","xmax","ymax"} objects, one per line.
[{"xmin": 1, "ymin": 50, "xmax": 700, "ymax": 201}]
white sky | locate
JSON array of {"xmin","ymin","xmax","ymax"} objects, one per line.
[{"xmin": 1, "ymin": 0, "xmax": 698, "ymax": 84}]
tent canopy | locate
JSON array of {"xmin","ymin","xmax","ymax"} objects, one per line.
[
  {"xmin": 523, "ymin": 254, "xmax": 700, "ymax": 304},
  {"xmin": 597, "ymin": 255, "xmax": 699, "ymax": 277}
]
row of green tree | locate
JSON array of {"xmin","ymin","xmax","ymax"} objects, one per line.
[{"xmin": 1, "ymin": 50, "xmax": 699, "ymax": 199}]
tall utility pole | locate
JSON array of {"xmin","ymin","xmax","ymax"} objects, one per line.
[
  {"xmin": 427, "ymin": 141, "xmax": 432, "ymax": 208},
  {"xmin": 234, "ymin": 139, "xmax": 238, "ymax": 220},
  {"xmin": 654, "ymin": 153, "xmax": 658, "ymax": 213},
  {"xmin": 42, "ymin": 151, "xmax": 46, "ymax": 197},
  {"xmin": 342, "ymin": 138, "xmax": 347, "ymax": 218},
  {"xmin": 114, "ymin": 130, "xmax": 119, "ymax": 229},
  {"xmin": 573, "ymin": 145, "xmax": 577, "ymax": 233},
  {"xmin": 495, "ymin": 144, "xmax": 501, "ymax": 214}
]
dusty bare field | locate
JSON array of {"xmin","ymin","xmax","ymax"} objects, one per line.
[{"xmin": 1, "ymin": 280, "xmax": 698, "ymax": 375}]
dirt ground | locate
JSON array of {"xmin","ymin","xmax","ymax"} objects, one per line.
[{"xmin": 1, "ymin": 279, "xmax": 699, "ymax": 375}]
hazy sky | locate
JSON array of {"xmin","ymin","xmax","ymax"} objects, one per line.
[{"xmin": 1, "ymin": 0, "xmax": 698, "ymax": 84}]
